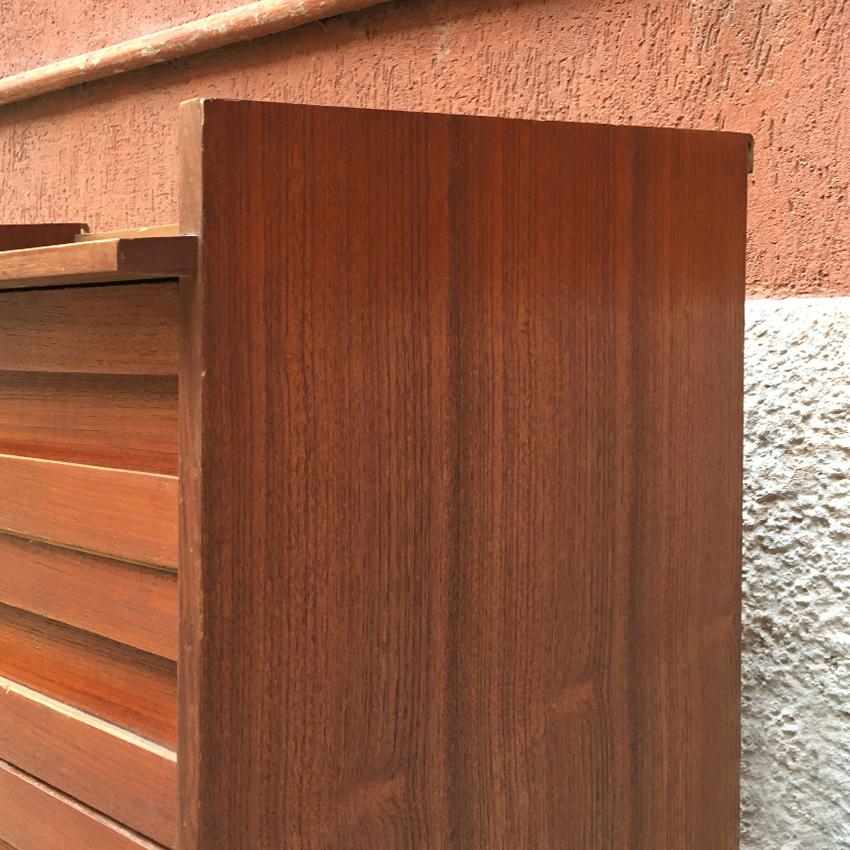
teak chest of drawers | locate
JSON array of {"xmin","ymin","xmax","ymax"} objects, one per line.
[{"xmin": 0, "ymin": 100, "xmax": 748, "ymax": 850}]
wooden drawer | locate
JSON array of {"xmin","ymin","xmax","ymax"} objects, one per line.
[
  {"xmin": 0, "ymin": 371, "xmax": 178, "ymax": 474},
  {"xmin": 0, "ymin": 283, "xmax": 179, "ymax": 375},
  {"xmin": 0, "ymin": 252, "xmax": 184, "ymax": 849},
  {"xmin": 0, "ymin": 454, "xmax": 177, "ymax": 567},
  {"xmin": 0, "ymin": 678, "xmax": 176, "ymax": 846},
  {"xmin": 0, "ymin": 534, "xmax": 177, "ymax": 660},
  {"xmin": 0, "ymin": 760, "xmax": 163, "ymax": 850},
  {"xmin": 0, "ymin": 604, "xmax": 177, "ymax": 747}
]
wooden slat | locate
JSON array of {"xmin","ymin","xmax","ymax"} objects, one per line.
[
  {"xmin": 0, "ymin": 282, "xmax": 178, "ymax": 375},
  {"xmin": 0, "ymin": 759, "xmax": 163, "ymax": 850},
  {"xmin": 0, "ymin": 224, "xmax": 87, "ymax": 251},
  {"xmin": 0, "ymin": 236, "xmax": 196, "ymax": 290},
  {"xmin": 0, "ymin": 533, "xmax": 177, "ymax": 660},
  {"xmin": 0, "ymin": 603, "xmax": 176, "ymax": 747},
  {"xmin": 0, "ymin": 371, "xmax": 178, "ymax": 474},
  {"xmin": 0, "ymin": 676, "xmax": 176, "ymax": 847},
  {"xmin": 0, "ymin": 455, "xmax": 177, "ymax": 568},
  {"xmin": 179, "ymin": 100, "xmax": 746, "ymax": 848}
]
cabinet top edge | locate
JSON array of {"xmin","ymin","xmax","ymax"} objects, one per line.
[
  {"xmin": 0, "ymin": 235, "xmax": 197, "ymax": 292},
  {"xmin": 181, "ymin": 97, "xmax": 754, "ymax": 147}
]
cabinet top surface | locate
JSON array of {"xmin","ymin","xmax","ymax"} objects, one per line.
[{"xmin": 0, "ymin": 233, "xmax": 197, "ymax": 291}]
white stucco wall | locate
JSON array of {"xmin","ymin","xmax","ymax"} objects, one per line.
[{"xmin": 742, "ymin": 297, "xmax": 850, "ymax": 848}]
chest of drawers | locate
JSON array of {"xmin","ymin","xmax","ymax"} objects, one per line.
[{"xmin": 0, "ymin": 100, "xmax": 748, "ymax": 850}]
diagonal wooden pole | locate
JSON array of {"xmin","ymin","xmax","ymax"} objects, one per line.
[{"xmin": 0, "ymin": 0, "xmax": 389, "ymax": 108}]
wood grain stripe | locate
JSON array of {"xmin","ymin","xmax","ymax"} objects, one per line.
[
  {"xmin": 0, "ymin": 454, "xmax": 177, "ymax": 568},
  {"xmin": 0, "ymin": 677, "xmax": 176, "ymax": 847}
]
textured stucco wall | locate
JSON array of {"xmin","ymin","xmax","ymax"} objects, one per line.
[
  {"xmin": 743, "ymin": 298, "xmax": 850, "ymax": 849},
  {"xmin": 0, "ymin": 0, "xmax": 849, "ymax": 297}
]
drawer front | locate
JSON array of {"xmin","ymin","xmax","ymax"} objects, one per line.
[
  {"xmin": 0, "ymin": 280, "xmax": 179, "ymax": 847},
  {"xmin": 0, "ymin": 371, "xmax": 178, "ymax": 475},
  {"xmin": 0, "ymin": 678, "xmax": 176, "ymax": 846},
  {"xmin": 0, "ymin": 534, "xmax": 177, "ymax": 660},
  {"xmin": 0, "ymin": 283, "xmax": 178, "ymax": 374},
  {"xmin": 0, "ymin": 604, "xmax": 176, "ymax": 747},
  {"xmin": 0, "ymin": 454, "xmax": 178, "ymax": 568},
  {"xmin": 0, "ymin": 760, "xmax": 163, "ymax": 850}
]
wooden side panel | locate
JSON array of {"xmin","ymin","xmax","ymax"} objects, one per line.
[
  {"xmin": 0, "ymin": 760, "xmax": 163, "ymax": 850},
  {"xmin": 181, "ymin": 101, "xmax": 746, "ymax": 849},
  {"xmin": 0, "ymin": 677, "xmax": 176, "ymax": 847},
  {"xmin": 0, "ymin": 282, "xmax": 178, "ymax": 374},
  {"xmin": 0, "ymin": 603, "xmax": 176, "ymax": 747},
  {"xmin": 0, "ymin": 455, "xmax": 177, "ymax": 568},
  {"xmin": 0, "ymin": 534, "xmax": 177, "ymax": 660},
  {"xmin": 0, "ymin": 371, "xmax": 178, "ymax": 474}
]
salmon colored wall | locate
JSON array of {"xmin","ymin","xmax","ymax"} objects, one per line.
[{"xmin": 1, "ymin": 0, "xmax": 848, "ymax": 297}]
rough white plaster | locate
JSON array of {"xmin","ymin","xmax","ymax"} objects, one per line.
[{"xmin": 742, "ymin": 298, "xmax": 850, "ymax": 849}]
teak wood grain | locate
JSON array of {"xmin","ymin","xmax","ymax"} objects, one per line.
[
  {"xmin": 179, "ymin": 101, "xmax": 747, "ymax": 849},
  {"xmin": 0, "ymin": 454, "xmax": 178, "ymax": 568},
  {"xmin": 0, "ymin": 533, "xmax": 177, "ymax": 660},
  {"xmin": 0, "ymin": 676, "xmax": 176, "ymax": 846},
  {"xmin": 0, "ymin": 223, "xmax": 86, "ymax": 251},
  {"xmin": 0, "ymin": 282, "xmax": 178, "ymax": 375},
  {"xmin": 0, "ymin": 759, "xmax": 163, "ymax": 850},
  {"xmin": 0, "ymin": 603, "xmax": 176, "ymax": 747},
  {"xmin": 0, "ymin": 235, "xmax": 196, "ymax": 290},
  {"xmin": 0, "ymin": 371, "xmax": 178, "ymax": 474}
]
